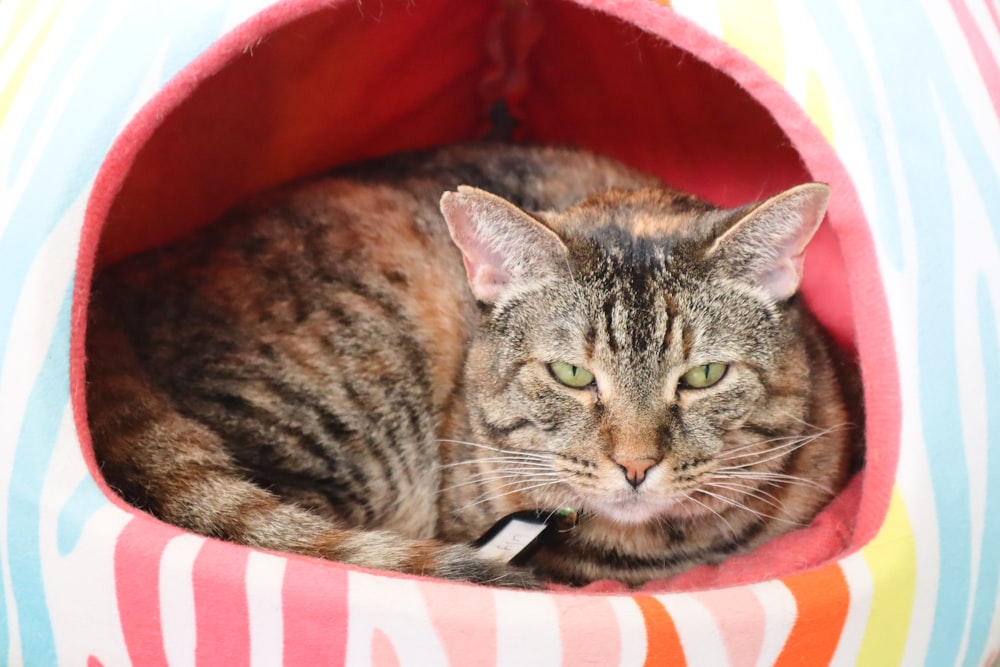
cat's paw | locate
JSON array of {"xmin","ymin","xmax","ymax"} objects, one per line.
[{"xmin": 435, "ymin": 544, "xmax": 542, "ymax": 589}]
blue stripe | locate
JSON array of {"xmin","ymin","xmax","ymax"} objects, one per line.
[
  {"xmin": 804, "ymin": 2, "xmax": 1000, "ymax": 663},
  {"xmin": 963, "ymin": 278, "xmax": 1000, "ymax": 667},
  {"xmin": 0, "ymin": 0, "xmax": 231, "ymax": 655},
  {"xmin": 0, "ymin": 511, "xmax": 6, "ymax": 667},
  {"xmin": 856, "ymin": 6, "xmax": 1000, "ymax": 661},
  {"xmin": 57, "ymin": 477, "xmax": 111, "ymax": 557},
  {"xmin": 6, "ymin": 0, "xmax": 117, "ymax": 180},
  {"xmin": 8, "ymin": 1, "xmax": 231, "ymax": 179},
  {"xmin": 1, "ymin": 0, "xmax": 233, "ymax": 365},
  {"xmin": 799, "ymin": 2, "xmax": 905, "ymax": 270},
  {"xmin": 5, "ymin": 289, "xmax": 72, "ymax": 665}
]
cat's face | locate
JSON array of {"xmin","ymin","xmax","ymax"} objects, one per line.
[
  {"xmin": 465, "ymin": 240, "xmax": 797, "ymax": 524},
  {"xmin": 441, "ymin": 184, "xmax": 828, "ymax": 525}
]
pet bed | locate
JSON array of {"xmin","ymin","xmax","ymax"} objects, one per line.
[{"xmin": 0, "ymin": 0, "xmax": 998, "ymax": 664}]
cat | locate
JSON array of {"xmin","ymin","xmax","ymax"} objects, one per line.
[{"xmin": 85, "ymin": 142, "xmax": 862, "ymax": 588}]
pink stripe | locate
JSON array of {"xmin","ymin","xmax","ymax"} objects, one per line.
[
  {"xmin": 419, "ymin": 581, "xmax": 497, "ymax": 667},
  {"xmin": 692, "ymin": 588, "xmax": 766, "ymax": 667},
  {"xmin": 371, "ymin": 629, "xmax": 401, "ymax": 667},
  {"xmin": 192, "ymin": 540, "xmax": 251, "ymax": 666},
  {"xmin": 281, "ymin": 559, "xmax": 350, "ymax": 666},
  {"xmin": 951, "ymin": 0, "xmax": 1000, "ymax": 121},
  {"xmin": 986, "ymin": 0, "xmax": 1000, "ymax": 37},
  {"xmin": 113, "ymin": 518, "xmax": 174, "ymax": 667},
  {"xmin": 554, "ymin": 594, "xmax": 622, "ymax": 665}
]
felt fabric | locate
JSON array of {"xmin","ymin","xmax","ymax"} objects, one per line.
[
  {"xmin": 87, "ymin": 0, "xmax": 878, "ymax": 594},
  {"xmin": 1, "ymin": 0, "xmax": 998, "ymax": 665}
]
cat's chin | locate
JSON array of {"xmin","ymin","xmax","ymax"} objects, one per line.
[{"xmin": 584, "ymin": 496, "xmax": 678, "ymax": 526}]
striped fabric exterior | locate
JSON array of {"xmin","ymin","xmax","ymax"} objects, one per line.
[{"xmin": 0, "ymin": 0, "xmax": 998, "ymax": 665}]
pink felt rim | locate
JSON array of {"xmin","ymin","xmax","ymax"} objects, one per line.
[{"xmin": 70, "ymin": 0, "xmax": 898, "ymax": 608}]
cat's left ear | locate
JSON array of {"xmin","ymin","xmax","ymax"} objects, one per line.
[
  {"xmin": 440, "ymin": 186, "xmax": 570, "ymax": 303},
  {"xmin": 706, "ymin": 183, "xmax": 831, "ymax": 301}
]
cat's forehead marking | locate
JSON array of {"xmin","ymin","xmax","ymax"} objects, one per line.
[
  {"xmin": 659, "ymin": 291, "xmax": 680, "ymax": 358},
  {"xmin": 628, "ymin": 211, "xmax": 701, "ymax": 238},
  {"xmin": 592, "ymin": 269, "xmax": 690, "ymax": 395},
  {"xmin": 562, "ymin": 187, "xmax": 716, "ymax": 240}
]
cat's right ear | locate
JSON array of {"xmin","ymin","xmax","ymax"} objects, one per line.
[
  {"xmin": 705, "ymin": 183, "xmax": 831, "ymax": 301},
  {"xmin": 440, "ymin": 186, "xmax": 569, "ymax": 303}
]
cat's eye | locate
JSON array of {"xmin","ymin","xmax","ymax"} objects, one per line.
[
  {"xmin": 680, "ymin": 363, "xmax": 728, "ymax": 389},
  {"xmin": 549, "ymin": 361, "xmax": 595, "ymax": 389}
]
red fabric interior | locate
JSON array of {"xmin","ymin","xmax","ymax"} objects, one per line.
[{"xmin": 78, "ymin": 0, "xmax": 898, "ymax": 593}]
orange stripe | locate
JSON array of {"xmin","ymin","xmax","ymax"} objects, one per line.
[
  {"xmin": 774, "ymin": 565, "xmax": 850, "ymax": 666},
  {"xmin": 635, "ymin": 596, "xmax": 686, "ymax": 667}
]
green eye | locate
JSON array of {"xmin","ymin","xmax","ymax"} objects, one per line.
[
  {"xmin": 549, "ymin": 361, "xmax": 595, "ymax": 389},
  {"xmin": 681, "ymin": 363, "xmax": 728, "ymax": 389}
]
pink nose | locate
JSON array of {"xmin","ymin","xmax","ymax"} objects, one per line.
[{"xmin": 613, "ymin": 457, "xmax": 659, "ymax": 489}]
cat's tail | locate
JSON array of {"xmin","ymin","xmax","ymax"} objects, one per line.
[{"xmin": 84, "ymin": 295, "xmax": 536, "ymax": 588}]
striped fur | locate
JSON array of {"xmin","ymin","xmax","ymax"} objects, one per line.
[{"xmin": 86, "ymin": 143, "xmax": 861, "ymax": 587}]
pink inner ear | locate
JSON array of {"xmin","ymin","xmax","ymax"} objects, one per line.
[
  {"xmin": 468, "ymin": 263, "xmax": 510, "ymax": 302},
  {"xmin": 442, "ymin": 192, "xmax": 514, "ymax": 302},
  {"xmin": 727, "ymin": 184, "xmax": 830, "ymax": 301},
  {"xmin": 760, "ymin": 256, "xmax": 805, "ymax": 302}
]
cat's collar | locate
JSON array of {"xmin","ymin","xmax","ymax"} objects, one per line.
[{"xmin": 473, "ymin": 507, "xmax": 578, "ymax": 566}]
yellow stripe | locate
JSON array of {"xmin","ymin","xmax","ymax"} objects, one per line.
[
  {"xmin": 716, "ymin": 0, "xmax": 785, "ymax": 85},
  {"xmin": 805, "ymin": 67, "xmax": 835, "ymax": 144},
  {"xmin": 0, "ymin": 0, "xmax": 62, "ymax": 129},
  {"xmin": 855, "ymin": 488, "xmax": 918, "ymax": 666},
  {"xmin": 0, "ymin": 0, "xmax": 41, "ymax": 62}
]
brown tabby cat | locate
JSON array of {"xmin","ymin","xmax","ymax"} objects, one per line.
[{"xmin": 86, "ymin": 142, "xmax": 860, "ymax": 588}]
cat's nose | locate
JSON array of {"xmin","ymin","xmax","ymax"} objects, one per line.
[{"xmin": 613, "ymin": 457, "xmax": 660, "ymax": 489}]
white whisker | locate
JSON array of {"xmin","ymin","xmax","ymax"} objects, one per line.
[
  {"xmin": 719, "ymin": 422, "xmax": 850, "ymax": 465},
  {"xmin": 441, "ymin": 472, "xmax": 560, "ymax": 491},
  {"xmin": 717, "ymin": 437, "xmax": 809, "ymax": 463},
  {"xmin": 719, "ymin": 433, "xmax": 806, "ymax": 457},
  {"xmin": 681, "ymin": 493, "xmax": 738, "ymax": 537},
  {"xmin": 441, "ymin": 472, "xmax": 561, "ymax": 496},
  {"xmin": 716, "ymin": 430, "xmax": 833, "ymax": 469},
  {"xmin": 703, "ymin": 480, "xmax": 783, "ymax": 510},
  {"xmin": 693, "ymin": 488, "xmax": 800, "ymax": 526},
  {"xmin": 454, "ymin": 480, "xmax": 564, "ymax": 513},
  {"xmin": 435, "ymin": 458, "xmax": 554, "ymax": 471},
  {"xmin": 712, "ymin": 470, "xmax": 834, "ymax": 495},
  {"xmin": 436, "ymin": 439, "xmax": 555, "ymax": 460}
]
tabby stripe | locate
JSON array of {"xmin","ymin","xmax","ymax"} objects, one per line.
[
  {"xmin": 589, "ymin": 543, "xmax": 706, "ymax": 574},
  {"xmin": 339, "ymin": 379, "xmax": 419, "ymax": 487},
  {"xmin": 603, "ymin": 294, "xmax": 620, "ymax": 353},
  {"xmin": 481, "ymin": 418, "xmax": 534, "ymax": 440},
  {"xmin": 661, "ymin": 292, "xmax": 678, "ymax": 356},
  {"xmin": 759, "ymin": 384, "xmax": 810, "ymax": 400},
  {"xmin": 187, "ymin": 390, "xmax": 376, "ymax": 523},
  {"xmin": 579, "ymin": 516, "xmax": 766, "ymax": 575},
  {"xmin": 740, "ymin": 423, "xmax": 785, "ymax": 442},
  {"xmin": 664, "ymin": 518, "xmax": 687, "ymax": 543},
  {"xmin": 336, "ymin": 277, "xmax": 404, "ymax": 319},
  {"xmin": 706, "ymin": 518, "xmax": 768, "ymax": 557},
  {"xmin": 681, "ymin": 319, "xmax": 695, "ymax": 359},
  {"xmin": 487, "ymin": 291, "xmax": 534, "ymax": 330},
  {"xmin": 237, "ymin": 464, "xmax": 373, "ymax": 523},
  {"xmin": 583, "ymin": 324, "xmax": 598, "ymax": 361},
  {"xmin": 315, "ymin": 294, "xmax": 436, "ymax": 485},
  {"xmin": 256, "ymin": 375, "xmax": 360, "ymax": 443}
]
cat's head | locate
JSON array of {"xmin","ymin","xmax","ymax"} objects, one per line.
[{"xmin": 440, "ymin": 181, "xmax": 830, "ymax": 525}]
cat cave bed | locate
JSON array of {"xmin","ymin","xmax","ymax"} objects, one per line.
[{"xmin": 1, "ymin": 0, "xmax": 998, "ymax": 664}]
